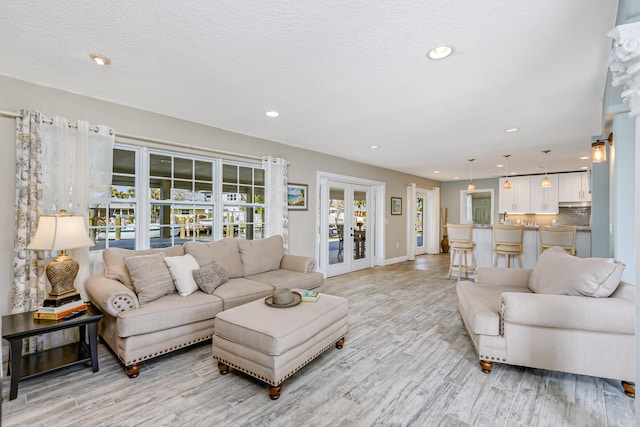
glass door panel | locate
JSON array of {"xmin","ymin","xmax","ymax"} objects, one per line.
[
  {"xmin": 328, "ymin": 185, "xmax": 345, "ymax": 266},
  {"xmin": 353, "ymin": 190, "xmax": 367, "ymax": 261}
]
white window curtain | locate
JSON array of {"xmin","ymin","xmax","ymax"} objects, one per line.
[
  {"xmin": 41, "ymin": 116, "xmax": 114, "ymax": 299},
  {"xmin": 262, "ymin": 156, "xmax": 289, "ymax": 250}
]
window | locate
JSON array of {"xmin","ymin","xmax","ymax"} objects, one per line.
[
  {"xmin": 222, "ymin": 163, "xmax": 265, "ymax": 240},
  {"xmin": 90, "ymin": 147, "xmax": 139, "ymax": 250},
  {"xmin": 90, "ymin": 145, "xmax": 265, "ymax": 251}
]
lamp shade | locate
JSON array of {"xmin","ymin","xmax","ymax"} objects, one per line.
[{"xmin": 27, "ymin": 215, "xmax": 95, "ymax": 251}]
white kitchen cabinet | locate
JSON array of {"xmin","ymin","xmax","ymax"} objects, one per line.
[
  {"xmin": 530, "ymin": 174, "xmax": 559, "ymax": 213},
  {"xmin": 499, "ymin": 176, "xmax": 531, "ymax": 213},
  {"xmin": 558, "ymin": 172, "xmax": 591, "ymax": 202}
]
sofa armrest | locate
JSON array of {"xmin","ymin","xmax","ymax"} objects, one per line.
[
  {"xmin": 85, "ymin": 275, "xmax": 140, "ymax": 317},
  {"xmin": 475, "ymin": 267, "xmax": 532, "ymax": 288},
  {"xmin": 500, "ymin": 292, "xmax": 635, "ymax": 334},
  {"xmin": 280, "ymin": 254, "xmax": 317, "ymax": 273}
]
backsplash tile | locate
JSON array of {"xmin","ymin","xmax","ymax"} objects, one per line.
[{"xmin": 503, "ymin": 206, "xmax": 591, "ymax": 227}]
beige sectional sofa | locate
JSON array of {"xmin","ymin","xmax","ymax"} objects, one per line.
[
  {"xmin": 85, "ymin": 235, "xmax": 322, "ymax": 378},
  {"xmin": 456, "ymin": 246, "xmax": 635, "ymax": 397}
]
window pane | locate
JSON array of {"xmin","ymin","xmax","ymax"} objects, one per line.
[
  {"xmin": 174, "ymin": 158, "xmax": 193, "ymax": 180},
  {"xmin": 254, "ymin": 187, "xmax": 264, "ymax": 204},
  {"xmin": 254, "ymin": 168, "xmax": 264, "ymax": 186},
  {"xmin": 239, "ymin": 185, "xmax": 251, "ymax": 203},
  {"xmin": 172, "ymin": 180, "xmax": 194, "ymax": 201},
  {"xmin": 239, "ymin": 166, "xmax": 253, "ymax": 185},
  {"xmin": 223, "ymin": 164, "xmax": 237, "ymax": 183},
  {"xmin": 107, "ymin": 203, "xmax": 136, "ymax": 250},
  {"xmin": 150, "ymin": 178, "xmax": 172, "ymax": 201},
  {"xmin": 112, "ymin": 175, "xmax": 136, "ymax": 199},
  {"xmin": 194, "ymin": 208, "xmax": 214, "ymax": 242},
  {"xmin": 113, "ymin": 149, "xmax": 136, "ymax": 174},
  {"xmin": 195, "ymin": 160, "xmax": 212, "ymax": 181},
  {"xmin": 150, "ymin": 154, "xmax": 172, "ymax": 177},
  {"xmin": 195, "ymin": 181, "xmax": 213, "ymax": 202}
]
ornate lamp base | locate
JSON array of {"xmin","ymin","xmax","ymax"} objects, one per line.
[{"xmin": 43, "ymin": 253, "xmax": 82, "ymax": 307}]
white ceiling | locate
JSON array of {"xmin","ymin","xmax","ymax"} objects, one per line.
[{"xmin": 0, "ymin": 1, "xmax": 618, "ymax": 181}]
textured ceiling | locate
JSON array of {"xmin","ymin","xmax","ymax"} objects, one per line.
[{"xmin": 0, "ymin": 1, "xmax": 618, "ymax": 181}]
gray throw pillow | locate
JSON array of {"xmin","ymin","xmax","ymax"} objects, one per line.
[
  {"xmin": 124, "ymin": 252, "xmax": 176, "ymax": 304},
  {"xmin": 192, "ymin": 261, "xmax": 229, "ymax": 294}
]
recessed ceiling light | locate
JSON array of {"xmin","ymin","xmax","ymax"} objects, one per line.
[
  {"xmin": 89, "ymin": 54, "xmax": 111, "ymax": 66},
  {"xmin": 369, "ymin": 145, "xmax": 379, "ymax": 149},
  {"xmin": 427, "ymin": 46, "xmax": 453, "ymax": 60},
  {"xmin": 581, "ymin": 166, "xmax": 589, "ymax": 169},
  {"xmin": 580, "ymin": 156, "xmax": 589, "ymax": 160},
  {"xmin": 497, "ymin": 164, "xmax": 504, "ymax": 168},
  {"xmin": 433, "ymin": 170, "xmax": 440, "ymax": 174},
  {"xmin": 454, "ymin": 176, "xmax": 460, "ymax": 180},
  {"xmin": 505, "ymin": 127, "xmax": 519, "ymax": 133},
  {"xmin": 265, "ymin": 110, "xmax": 279, "ymax": 118}
]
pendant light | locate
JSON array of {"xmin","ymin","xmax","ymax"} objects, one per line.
[
  {"xmin": 502, "ymin": 154, "xmax": 512, "ymax": 190},
  {"xmin": 541, "ymin": 150, "xmax": 552, "ymax": 188},
  {"xmin": 591, "ymin": 140, "xmax": 606, "ymax": 163},
  {"xmin": 467, "ymin": 158, "xmax": 475, "ymax": 191}
]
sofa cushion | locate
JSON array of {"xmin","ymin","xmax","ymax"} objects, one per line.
[
  {"xmin": 184, "ymin": 238, "xmax": 243, "ymax": 278},
  {"xmin": 192, "ymin": 261, "xmax": 229, "ymax": 294},
  {"xmin": 164, "ymin": 254, "xmax": 200, "ymax": 297},
  {"xmin": 528, "ymin": 246, "xmax": 626, "ymax": 297},
  {"xmin": 117, "ymin": 291, "xmax": 224, "ymax": 337},
  {"xmin": 457, "ymin": 282, "xmax": 531, "ymax": 336},
  {"xmin": 212, "ymin": 278, "xmax": 274, "ymax": 310},
  {"xmin": 104, "ymin": 245, "xmax": 185, "ymax": 291},
  {"xmin": 246, "ymin": 270, "xmax": 322, "ymax": 291},
  {"xmin": 237, "ymin": 235, "xmax": 285, "ymax": 276},
  {"xmin": 123, "ymin": 252, "xmax": 176, "ymax": 304}
]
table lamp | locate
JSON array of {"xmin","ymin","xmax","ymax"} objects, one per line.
[{"xmin": 27, "ymin": 210, "xmax": 95, "ymax": 307}]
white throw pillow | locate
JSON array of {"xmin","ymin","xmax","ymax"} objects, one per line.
[
  {"xmin": 528, "ymin": 246, "xmax": 625, "ymax": 297},
  {"xmin": 164, "ymin": 254, "xmax": 201, "ymax": 297}
]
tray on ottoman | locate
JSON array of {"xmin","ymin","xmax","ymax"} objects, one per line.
[{"xmin": 212, "ymin": 292, "xmax": 348, "ymax": 400}]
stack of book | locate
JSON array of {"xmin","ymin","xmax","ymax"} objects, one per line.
[
  {"xmin": 34, "ymin": 299, "xmax": 88, "ymax": 320},
  {"xmin": 299, "ymin": 290, "xmax": 319, "ymax": 302}
]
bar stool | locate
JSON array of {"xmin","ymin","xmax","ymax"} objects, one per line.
[
  {"xmin": 492, "ymin": 224, "xmax": 525, "ymax": 268},
  {"xmin": 446, "ymin": 223, "xmax": 476, "ymax": 282},
  {"xmin": 539, "ymin": 225, "xmax": 577, "ymax": 255}
]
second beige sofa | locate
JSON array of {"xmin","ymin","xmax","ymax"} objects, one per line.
[
  {"xmin": 86, "ymin": 235, "xmax": 322, "ymax": 377},
  {"xmin": 456, "ymin": 246, "xmax": 635, "ymax": 396}
]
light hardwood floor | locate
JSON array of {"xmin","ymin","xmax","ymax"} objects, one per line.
[{"xmin": 2, "ymin": 254, "xmax": 636, "ymax": 426}]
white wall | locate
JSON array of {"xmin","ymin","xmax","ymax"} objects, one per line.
[{"xmin": 0, "ymin": 76, "xmax": 439, "ymax": 316}]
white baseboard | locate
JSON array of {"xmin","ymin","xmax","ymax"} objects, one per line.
[{"xmin": 384, "ymin": 256, "xmax": 409, "ymax": 265}]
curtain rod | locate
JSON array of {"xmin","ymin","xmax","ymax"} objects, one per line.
[{"xmin": 1, "ymin": 110, "xmax": 263, "ymax": 162}]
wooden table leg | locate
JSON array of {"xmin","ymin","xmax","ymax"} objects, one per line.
[
  {"xmin": 9, "ymin": 338, "xmax": 22, "ymax": 400},
  {"xmin": 88, "ymin": 322, "xmax": 99, "ymax": 372}
]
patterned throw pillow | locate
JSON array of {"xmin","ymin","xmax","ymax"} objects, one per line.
[
  {"xmin": 192, "ymin": 261, "xmax": 229, "ymax": 294},
  {"xmin": 123, "ymin": 252, "xmax": 175, "ymax": 304}
]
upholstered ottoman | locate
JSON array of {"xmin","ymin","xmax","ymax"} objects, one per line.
[{"xmin": 212, "ymin": 292, "xmax": 348, "ymax": 400}]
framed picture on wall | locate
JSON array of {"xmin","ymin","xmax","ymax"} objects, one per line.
[
  {"xmin": 287, "ymin": 183, "xmax": 308, "ymax": 210},
  {"xmin": 391, "ymin": 197, "xmax": 402, "ymax": 215}
]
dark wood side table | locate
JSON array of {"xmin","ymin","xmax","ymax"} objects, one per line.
[{"xmin": 2, "ymin": 303, "xmax": 103, "ymax": 400}]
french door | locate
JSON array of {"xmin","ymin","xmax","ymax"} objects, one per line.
[{"xmin": 321, "ymin": 180, "xmax": 372, "ymax": 277}]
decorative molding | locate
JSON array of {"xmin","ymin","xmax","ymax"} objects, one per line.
[{"xmin": 608, "ymin": 22, "xmax": 640, "ymax": 117}]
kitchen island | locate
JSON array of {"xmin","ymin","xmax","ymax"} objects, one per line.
[{"xmin": 469, "ymin": 225, "xmax": 591, "ymax": 270}]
